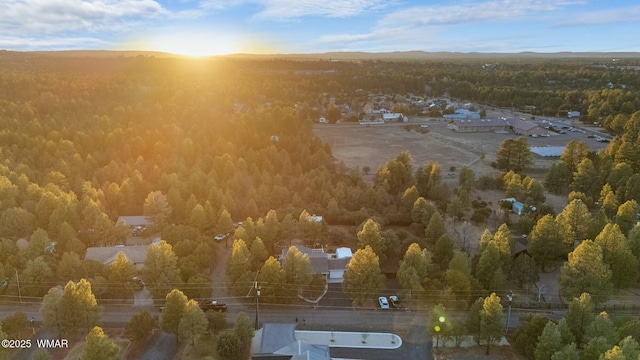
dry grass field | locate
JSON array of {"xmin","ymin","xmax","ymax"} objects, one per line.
[{"xmin": 314, "ymin": 117, "xmax": 608, "ymax": 186}]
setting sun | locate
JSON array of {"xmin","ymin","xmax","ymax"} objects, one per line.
[{"xmin": 134, "ymin": 31, "xmax": 239, "ymax": 57}]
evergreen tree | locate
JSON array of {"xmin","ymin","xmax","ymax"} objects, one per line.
[
  {"xmin": 178, "ymin": 300, "xmax": 207, "ymax": 346},
  {"xmin": 565, "ymin": 293, "xmax": 595, "ymax": 347},
  {"xmin": 161, "ymin": 289, "xmax": 188, "ymax": 335},
  {"xmin": 357, "ymin": 219, "xmax": 388, "ymax": 262},
  {"xmin": 528, "ymin": 214, "xmax": 568, "ymax": 269},
  {"xmin": 397, "ymin": 243, "xmax": 432, "ymax": 295},
  {"xmin": 615, "ymin": 200, "xmax": 638, "ymax": 236},
  {"xmin": 595, "ymin": 223, "xmax": 639, "ymax": 289},
  {"xmin": 476, "ymin": 243, "xmax": 502, "ymax": 290},
  {"xmin": 342, "ymin": 246, "xmax": 384, "ymax": 306},
  {"xmin": 513, "ymin": 314, "xmax": 549, "ymax": 360},
  {"xmin": 560, "ymin": 241, "xmax": 613, "ymax": 304},
  {"xmin": 125, "ymin": 309, "xmax": 156, "ymax": 344},
  {"xmin": 535, "ymin": 321, "xmax": 563, "ymax": 360},
  {"xmin": 561, "ymin": 140, "xmax": 590, "ymax": 174},
  {"xmin": 143, "ymin": 240, "xmax": 183, "ymax": 300},
  {"xmin": 282, "ymin": 245, "xmax": 312, "ymax": 298},
  {"xmin": 143, "ymin": 191, "xmax": 172, "ymax": 232},
  {"xmin": 59, "ymin": 279, "xmax": 102, "ymax": 339},
  {"xmin": 424, "ymin": 212, "xmax": 446, "ymax": 244},
  {"xmin": 21, "ymin": 256, "xmax": 54, "ymax": 297},
  {"xmin": 496, "ymin": 137, "xmax": 531, "ymax": 173},
  {"xmin": 107, "ymin": 251, "xmax": 136, "ymax": 298},
  {"xmin": 257, "ymin": 257, "xmax": 286, "ymax": 304},
  {"xmin": 433, "ymin": 234, "xmax": 454, "ymax": 271},
  {"xmin": 458, "ymin": 166, "xmax": 476, "ymax": 192},
  {"xmin": 550, "ymin": 343, "xmax": 579, "ymax": 360},
  {"xmin": 556, "ymin": 198, "xmax": 591, "ymax": 246},
  {"xmin": 249, "ymin": 237, "xmax": 269, "ymax": 271},
  {"xmin": 81, "ymin": 326, "xmax": 120, "ymax": 360},
  {"xmin": 466, "ymin": 297, "xmax": 484, "ymax": 345},
  {"xmin": 586, "ymin": 311, "xmax": 617, "ymax": 345},
  {"xmin": 481, "ymin": 293, "xmax": 504, "ymax": 354}
]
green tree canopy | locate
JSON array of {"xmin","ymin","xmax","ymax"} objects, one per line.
[
  {"xmin": 560, "ymin": 242, "xmax": 613, "ymax": 304},
  {"xmin": 556, "ymin": 198, "xmax": 591, "ymax": 246},
  {"xmin": 496, "ymin": 137, "xmax": 531, "ymax": 173},
  {"xmin": 481, "ymin": 293, "xmax": 504, "ymax": 355},
  {"xmin": 107, "ymin": 251, "xmax": 136, "ymax": 298},
  {"xmin": 397, "ymin": 243, "xmax": 433, "ymax": 294},
  {"xmin": 528, "ymin": 214, "xmax": 569, "ymax": 269},
  {"xmin": 257, "ymin": 256, "xmax": 286, "ymax": 304},
  {"xmin": 143, "ymin": 191, "xmax": 172, "ymax": 232},
  {"xmin": 125, "ymin": 309, "xmax": 156, "ymax": 344},
  {"xmin": 161, "ymin": 289, "xmax": 188, "ymax": 335},
  {"xmin": 535, "ymin": 321, "xmax": 563, "ymax": 360},
  {"xmin": 357, "ymin": 219, "xmax": 388, "ymax": 262},
  {"xmin": 282, "ymin": 245, "xmax": 312, "ymax": 298},
  {"xmin": 178, "ymin": 299, "xmax": 207, "ymax": 346},
  {"xmin": 342, "ymin": 246, "xmax": 385, "ymax": 306},
  {"xmin": 565, "ymin": 293, "xmax": 595, "ymax": 347},
  {"xmin": 143, "ymin": 240, "xmax": 183, "ymax": 300},
  {"xmin": 81, "ymin": 326, "xmax": 120, "ymax": 360}
]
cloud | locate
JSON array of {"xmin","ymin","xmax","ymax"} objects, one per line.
[
  {"xmin": 380, "ymin": 0, "xmax": 585, "ymax": 27},
  {"xmin": 0, "ymin": 0, "xmax": 168, "ymax": 35},
  {"xmin": 196, "ymin": 0, "xmax": 390, "ymax": 19},
  {"xmin": 316, "ymin": 0, "xmax": 588, "ymax": 52},
  {"xmin": 560, "ymin": 5, "xmax": 640, "ymax": 25},
  {"xmin": 0, "ymin": 35, "xmax": 112, "ymax": 50}
]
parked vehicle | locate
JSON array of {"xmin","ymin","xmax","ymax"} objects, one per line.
[
  {"xmin": 378, "ymin": 296, "xmax": 389, "ymax": 309},
  {"xmin": 389, "ymin": 295, "xmax": 401, "ymax": 308}
]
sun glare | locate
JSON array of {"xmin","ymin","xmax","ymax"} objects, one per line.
[{"xmin": 143, "ymin": 32, "xmax": 238, "ymax": 57}]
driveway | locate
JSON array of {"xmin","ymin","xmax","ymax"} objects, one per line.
[
  {"xmin": 139, "ymin": 331, "xmax": 177, "ymax": 360},
  {"xmin": 134, "ymin": 288, "xmax": 153, "ymax": 306}
]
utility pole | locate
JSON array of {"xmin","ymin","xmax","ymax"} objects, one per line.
[
  {"xmin": 254, "ymin": 284, "xmax": 261, "ymax": 330},
  {"xmin": 15, "ymin": 268, "xmax": 22, "ymax": 304},
  {"xmin": 505, "ymin": 292, "xmax": 513, "ymax": 335}
]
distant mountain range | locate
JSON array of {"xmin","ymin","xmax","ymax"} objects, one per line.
[{"xmin": 2, "ymin": 49, "xmax": 640, "ymax": 60}]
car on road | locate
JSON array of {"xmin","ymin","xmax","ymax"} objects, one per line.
[
  {"xmin": 214, "ymin": 233, "xmax": 229, "ymax": 241},
  {"xmin": 378, "ymin": 296, "xmax": 389, "ymax": 309},
  {"xmin": 389, "ymin": 295, "xmax": 401, "ymax": 309},
  {"xmin": 200, "ymin": 300, "xmax": 227, "ymax": 312}
]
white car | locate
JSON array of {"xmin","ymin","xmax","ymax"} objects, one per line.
[
  {"xmin": 378, "ymin": 296, "xmax": 390, "ymax": 309},
  {"xmin": 214, "ymin": 233, "xmax": 228, "ymax": 241}
]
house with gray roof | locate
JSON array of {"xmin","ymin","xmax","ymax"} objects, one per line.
[
  {"xmin": 280, "ymin": 246, "xmax": 352, "ymax": 283},
  {"xmin": 253, "ymin": 323, "xmax": 330, "ymax": 360},
  {"xmin": 84, "ymin": 244, "xmax": 152, "ymax": 269}
]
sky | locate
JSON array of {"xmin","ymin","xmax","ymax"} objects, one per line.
[{"xmin": 1, "ymin": 0, "xmax": 640, "ymax": 56}]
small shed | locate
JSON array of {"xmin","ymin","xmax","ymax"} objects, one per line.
[{"xmin": 512, "ymin": 201, "xmax": 525, "ymax": 216}]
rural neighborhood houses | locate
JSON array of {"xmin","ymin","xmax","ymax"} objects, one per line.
[
  {"xmin": 280, "ymin": 245, "xmax": 353, "ymax": 283},
  {"xmin": 116, "ymin": 215, "xmax": 152, "ymax": 236},
  {"xmin": 84, "ymin": 244, "xmax": 152, "ymax": 270}
]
